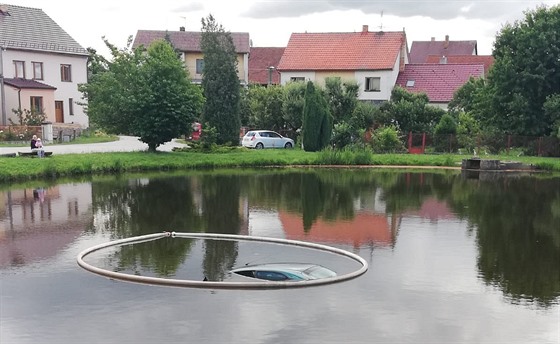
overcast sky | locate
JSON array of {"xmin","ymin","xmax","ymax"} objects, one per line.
[{"xmin": 14, "ymin": 0, "xmax": 560, "ymax": 57}]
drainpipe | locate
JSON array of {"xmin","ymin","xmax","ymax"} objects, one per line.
[{"xmin": 0, "ymin": 46, "xmax": 7, "ymax": 125}]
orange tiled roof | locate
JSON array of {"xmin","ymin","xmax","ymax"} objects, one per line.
[{"xmin": 277, "ymin": 31, "xmax": 406, "ymax": 71}]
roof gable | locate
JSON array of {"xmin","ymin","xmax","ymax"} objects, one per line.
[
  {"xmin": 278, "ymin": 31, "xmax": 406, "ymax": 71},
  {"xmin": 409, "ymin": 39, "xmax": 477, "ymax": 63},
  {"xmin": 395, "ymin": 64, "xmax": 484, "ymax": 102},
  {"xmin": 0, "ymin": 4, "xmax": 87, "ymax": 55},
  {"xmin": 248, "ymin": 47, "xmax": 285, "ymax": 85},
  {"xmin": 132, "ymin": 30, "xmax": 251, "ymax": 53}
]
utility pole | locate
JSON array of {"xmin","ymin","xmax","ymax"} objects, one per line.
[{"xmin": 0, "ymin": 46, "xmax": 6, "ymax": 125}]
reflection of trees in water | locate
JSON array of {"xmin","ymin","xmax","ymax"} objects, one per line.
[
  {"xmin": 450, "ymin": 176, "xmax": 560, "ymax": 307},
  {"xmin": 89, "ymin": 170, "xmax": 559, "ymax": 306},
  {"xmin": 200, "ymin": 175, "xmax": 241, "ymax": 281},
  {"xmin": 91, "ymin": 176, "xmax": 202, "ymax": 277}
]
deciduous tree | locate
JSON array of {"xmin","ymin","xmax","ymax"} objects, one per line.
[{"xmin": 82, "ymin": 38, "xmax": 203, "ymax": 151}]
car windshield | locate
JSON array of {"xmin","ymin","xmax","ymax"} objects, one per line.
[{"xmin": 304, "ymin": 266, "xmax": 337, "ymax": 279}]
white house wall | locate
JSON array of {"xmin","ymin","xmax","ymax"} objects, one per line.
[
  {"xmin": 1, "ymin": 49, "xmax": 88, "ymax": 127},
  {"xmin": 354, "ymin": 69, "xmax": 397, "ymax": 102},
  {"xmin": 280, "ymin": 71, "xmax": 316, "ymax": 85}
]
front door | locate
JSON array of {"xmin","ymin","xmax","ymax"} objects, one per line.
[{"xmin": 55, "ymin": 101, "xmax": 64, "ymax": 123}]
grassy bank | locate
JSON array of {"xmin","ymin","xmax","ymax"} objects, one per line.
[{"xmin": 0, "ymin": 148, "xmax": 558, "ymax": 183}]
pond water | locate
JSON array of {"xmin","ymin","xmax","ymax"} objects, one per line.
[{"xmin": 1, "ymin": 168, "xmax": 559, "ymax": 343}]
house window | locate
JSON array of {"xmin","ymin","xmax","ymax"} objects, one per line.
[
  {"xmin": 69, "ymin": 98, "xmax": 74, "ymax": 115},
  {"xmin": 14, "ymin": 60, "xmax": 25, "ymax": 78},
  {"xmin": 33, "ymin": 62, "xmax": 44, "ymax": 80},
  {"xmin": 365, "ymin": 77, "xmax": 380, "ymax": 92},
  {"xmin": 61, "ymin": 64, "xmax": 72, "ymax": 82},
  {"xmin": 290, "ymin": 77, "xmax": 305, "ymax": 82},
  {"xmin": 196, "ymin": 59, "xmax": 204, "ymax": 74},
  {"xmin": 30, "ymin": 96, "xmax": 43, "ymax": 113}
]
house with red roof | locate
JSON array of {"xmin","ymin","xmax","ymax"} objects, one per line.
[
  {"xmin": 409, "ymin": 36, "xmax": 477, "ymax": 63},
  {"xmin": 248, "ymin": 47, "xmax": 285, "ymax": 86},
  {"xmin": 0, "ymin": 4, "xmax": 89, "ymax": 127},
  {"xmin": 425, "ymin": 55, "xmax": 495, "ymax": 76},
  {"xmin": 277, "ymin": 25, "xmax": 408, "ymax": 103},
  {"xmin": 395, "ymin": 63, "xmax": 484, "ymax": 109},
  {"xmin": 133, "ymin": 29, "xmax": 251, "ymax": 85}
]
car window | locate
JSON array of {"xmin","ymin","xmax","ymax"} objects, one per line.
[
  {"xmin": 259, "ymin": 132, "xmax": 268, "ymax": 138},
  {"xmin": 269, "ymin": 132, "xmax": 281, "ymax": 138},
  {"xmin": 255, "ymin": 271, "xmax": 288, "ymax": 281},
  {"xmin": 246, "ymin": 131, "xmax": 255, "ymax": 137}
]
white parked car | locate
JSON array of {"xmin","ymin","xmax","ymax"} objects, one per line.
[{"xmin": 242, "ymin": 130, "xmax": 294, "ymax": 149}]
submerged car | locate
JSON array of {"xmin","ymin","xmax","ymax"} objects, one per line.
[
  {"xmin": 230, "ymin": 263, "xmax": 337, "ymax": 282},
  {"xmin": 242, "ymin": 130, "xmax": 294, "ymax": 149}
]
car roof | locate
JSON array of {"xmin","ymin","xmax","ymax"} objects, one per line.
[{"xmin": 232, "ymin": 263, "xmax": 325, "ymax": 273}]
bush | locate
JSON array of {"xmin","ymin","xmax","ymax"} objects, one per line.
[{"xmin": 371, "ymin": 126, "xmax": 406, "ymax": 153}]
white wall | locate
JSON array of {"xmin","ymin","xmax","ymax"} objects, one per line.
[
  {"xmin": 280, "ymin": 71, "xmax": 316, "ymax": 85},
  {"xmin": 1, "ymin": 49, "xmax": 89, "ymax": 127}
]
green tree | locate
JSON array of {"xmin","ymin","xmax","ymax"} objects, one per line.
[
  {"xmin": 200, "ymin": 14, "xmax": 241, "ymax": 145},
  {"xmin": 543, "ymin": 94, "xmax": 560, "ymax": 138},
  {"xmin": 82, "ymin": 38, "xmax": 203, "ymax": 151},
  {"xmin": 302, "ymin": 81, "xmax": 332, "ymax": 152},
  {"xmin": 381, "ymin": 87, "xmax": 445, "ymax": 134},
  {"xmin": 282, "ymin": 81, "xmax": 306, "ymax": 132},
  {"xmin": 324, "ymin": 77, "xmax": 359, "ymax": 125},
  {"xmin": 433, "ymin": 113, "xmax": 458, "ymax": 152},
  {"xmin": 489, "ymin": 5, "xmax": 560, "ymax": 136},
  {"xmin": 246, "ymin": 85, "xmax": 285, "ymax": 131}
]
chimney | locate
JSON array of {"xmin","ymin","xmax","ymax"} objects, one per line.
[
  {"xmin": 431, "ymin": 37, "xmax": 435, "ymax": 42},
  {"xmin": 179, "ymin": 26, "xmax": 185, "ymax": 32},
  {"xmin": 0, "ymin": 4, "xmax": 9, "ymax": 15},
  {"xmin": 362, "ymin": 25, "xmax": 368, "ymax": 33},
  {"xmin": 444, "ymin": 35, "xmax": 449, "ymax": 49},
  {"xmin": 439, "ymin": 56, "xmax": 447, "ymax": 64}
]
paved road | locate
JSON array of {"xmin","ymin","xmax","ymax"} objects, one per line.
[{"xmin": 0, "ymin": 136, "xmax": 189, "ymax": 155}]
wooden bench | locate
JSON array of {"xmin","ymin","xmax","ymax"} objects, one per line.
[{"xmin": 18, "ymin": 151, "xmax": 53, "ymax": 157}]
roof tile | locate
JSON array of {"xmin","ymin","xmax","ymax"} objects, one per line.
[
  {"xmin": 395, "ymin": 64, "xmax": 484, "ymax": 102},
  {"xmin": 0, "ymin": 4, "xmax": 87, "ymax": 55},
  {"xmin": 278, "ymin": 31, "xmax": 406, "ymax": 71},
  {"xmin": 4, "ymin": 78, "xmax": 57, "ymax": 90},
  {"xmin": 248, "ymin": 47, "xmax": 285, "ymax": 85},
  {"xmin": 409, "ymin": 40, "xmax": 477, "ymax": 63},
  {"xmin": 132, "ymin": 30, "xmax": 250, "ymax": 53}
]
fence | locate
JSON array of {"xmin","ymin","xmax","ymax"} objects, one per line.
[
  {"xmin": 407, "ymin": 132, "xmax": 560, "ymax": 157},
  {"xmin": 0, "ymin": 125, "xmax": 42, "ymax": 143}
]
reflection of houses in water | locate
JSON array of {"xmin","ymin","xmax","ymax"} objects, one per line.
[
  {"xmin": 0, "ymin": 184, "xmax": 92, "ymax": 268},
  {"xmin": 404, "ymin": 197, "xmax": 456, "ymax": 222},
  {"xmin": 279, "ymin": 211, "xmax": 397, "ymax": 249}
]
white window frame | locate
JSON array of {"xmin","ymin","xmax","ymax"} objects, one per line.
[
  {"xmin": 365, "ymin": 77, "xmax": 380, "ymax": 92},
  {"xmin": 61, "ymin": 64, "xmax": 72, "ymax": 82},
  {"xmin": 32, "ymin": 62, "xmax": 44, "ymax": 80},
  {"xmin": 14, "ymin": 60, "xmax": 25, "ymax": 78}
]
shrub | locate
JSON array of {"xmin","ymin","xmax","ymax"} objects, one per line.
[{"xmin": 371, "ymin": 126, "xmax": 406, "ymax": 153}]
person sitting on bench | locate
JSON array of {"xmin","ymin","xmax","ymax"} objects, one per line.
[{"xmin": 32, "ymin": 137, "xmax": 45, "ymax": 158}]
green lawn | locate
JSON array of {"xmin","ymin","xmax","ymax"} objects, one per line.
[{"xmin": 1, "ymin": 148, "xmax": 558, "ymax": 184}]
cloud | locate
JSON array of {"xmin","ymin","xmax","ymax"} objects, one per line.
[
  {"xmin": 174, "ymin": 2, "xmax": 205, "ymax": 12},
  {"xmin": 241, "ymin": 0, "xmax": 550, "ymax": 21}
]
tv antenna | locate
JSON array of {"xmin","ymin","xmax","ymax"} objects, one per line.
[{"xmin": 379, "ymin": 10, "xmax": 384, "ymax": 31}]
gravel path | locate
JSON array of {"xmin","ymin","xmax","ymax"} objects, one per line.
[{"xmin": 0, "ymin": 136, "xmax": 188, "ymax": 155}]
